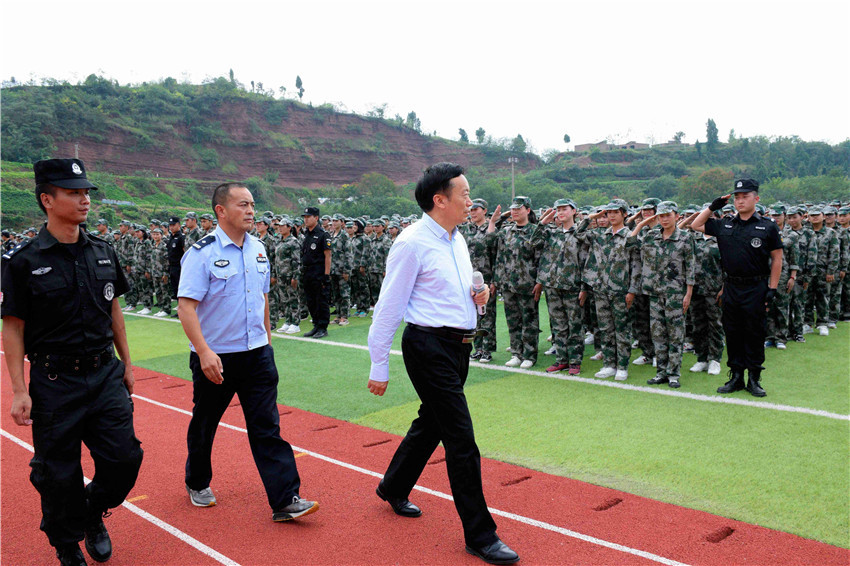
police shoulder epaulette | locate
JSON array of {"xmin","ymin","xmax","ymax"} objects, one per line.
[
  {"xmin": 2, "ymin": 238, "xmax": 35, "ymax": 261},
  {"xmin": 88, "ymin": 232, "xmax": 109, "ymax": 244},
  {"xmin": 192, "ymin": 234, "xmax": 216, "ymax": 251}
]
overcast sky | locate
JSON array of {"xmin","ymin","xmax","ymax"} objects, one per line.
[{"xmin": 3, "ymin": 0, "xmax": 848, "ymax": 154}]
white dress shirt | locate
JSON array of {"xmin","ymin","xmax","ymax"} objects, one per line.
[{"xmin": 368, "ymin": 213, "xmax": 477, "ymax": 383}]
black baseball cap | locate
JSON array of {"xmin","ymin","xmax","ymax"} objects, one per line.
[
  {"xmin": 168, "ymin": 216, "xmax": 181, "ymax": 224},
  {"xmin": 33, "ymin": 159, "xmax": 98, "ymax": 190},
  {"xmin": 302, "ymin": 206, "xmax": 320, "ymax": 216},
  {"xmin": 732, "ymin": 179, "xmax": 759, "ymax": 194}
]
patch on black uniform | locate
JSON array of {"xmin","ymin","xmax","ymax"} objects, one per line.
[
  {"xmin": 1, "ymin": 238, "xmax": 34, "ymax": 261},
  {"xmin": 192, "ymin": 234, "xmax": 216, "ymax": 251}
]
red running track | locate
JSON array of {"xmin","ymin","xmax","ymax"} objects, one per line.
[{"xmin": 2, "ymin": 360, "xmax": 847, "ymax": 565}]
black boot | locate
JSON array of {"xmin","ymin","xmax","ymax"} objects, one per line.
[
  {"xmin": 747, "ymin": 369, "xmax": 767, "ymax": 397},
  {"xmin": 56, "ymin": 543, "xmax": 87, "ymax": 566},
  {"xmin": 717, "ymin": 368, "xmax": 745, "ymax": 394},
  {"xmin": 84, "ymin": 491, "xmax": 112, "ymax": 563}
]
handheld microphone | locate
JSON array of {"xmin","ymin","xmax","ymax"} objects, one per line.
[{"xmin": 472, "ymin": 271, "xmax": 486, "ymax": 316}]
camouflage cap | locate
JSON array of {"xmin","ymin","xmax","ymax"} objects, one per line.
[
  {"xmin": 824, "ymin": 206, "xmax": 838, "ymax": 215},
  {"xmin": 256, "ymin": 217, "xmax": 270, "ymax": 226},
  {"xmin": 808, "ymin": 205, "xmax": 824, "ymax": 215},
  {"xmin": 263, "ymin": 210, "xmax": 274, "ymax": 218},
  {"xmin": 769, "ymin": 203, "xmax": 787, "ymax": 215},
  {"xmin": 554, "ymin": 198, "xmax": 576, "ymax": 209},
  {"xmin": 838, "ymin": 206, "xmax": 850, "ymax": 215},
  {"xmin": 829, "ymin": 199, "xmax": 841, "ymax": 207},
  {"xmin": 184, "ymin": 211, "xmax": 198, "ymax": 219},
  {"xmin": 96, "ymin": 218, "xmax": 108, "ymax": 225},
  {"xmin": 151, "ymin": 228, "xmax": 163, "ymax": 235},
  {"xmin": 279, "ymin": 217, "xmax": 294, "ymax": 226},
  {"xmin": 510, "ymin": 196, "xmax": 532, "ymax": 209},
  {"xmin": 602, "ymin": 199, "xmax": 628, "ymax": 212},
  {"xmin": 656, "ymin": 201, "xmax": 678, "ymax": 214},
  {"xmin": 293, "ymin": 217, "xmax": 303, "ymax": 226},
  {"xmin": 641, "ymin": 197, "xmax": 661, "ymax": 210},
  {"xmin": 120, "ymin": 220, "xmax": 132, "ymax": 226},
  {"xmin": 722, "ymin": 204, "xmax": 735, "ymax": 212},
  {"xmin": 755, "ymin": 204, "xmax": 767, "ymax": 214},
  {"xmin": 150, "ymin": 219, "xmax": 161, "ymax": 225},
  {"xmin": 786, "ymin": 206, "xmax": 803, "ymax": 216},
  {"xmin": 388, "ymin": 221, "xmax": 400, "ymax": 229},
  {"xmin": 200, "ymin": 213, "xmax": 214, "ymax": 221},
  {"xmin": 332, "ymin": 213, "xmax": 345, "ymax": 221},
  {"xmin": 470, "ymin": 198, "xmax": 488, "ymax": 210},
  {"xmin": 321, "ymin": 215, "xmax": 331, "ymax": 221}
]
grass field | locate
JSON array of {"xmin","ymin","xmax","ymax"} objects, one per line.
[{"xmin": 113, "ymin": 299, "xmax": 848, "ymax": 548}]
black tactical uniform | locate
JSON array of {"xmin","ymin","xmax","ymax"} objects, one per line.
[
  {"xmin": 704, "ymin": 179, "xmax": 782, "ymax": 396},
  {"xmin": 300, "ymin": 208, "xmax": 332, "ymax": 335},
  {"xmin": 167, "ymin": 216, "xmax": 185, "ymax": 300}
]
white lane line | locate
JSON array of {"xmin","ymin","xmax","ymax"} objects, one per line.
[
  {"xmin": 0, "ymin": 428, "xmax": 241, "ymax": 566},
  {"xmin": 123, "ymin": 310, "xmax": 850, "ymax": 421},
  {"xmin": 130, "ymin": 394, "xmax": 688, "ymax": 566}
]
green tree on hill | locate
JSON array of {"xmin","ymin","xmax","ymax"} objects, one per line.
[
  {"xmin": 296, "ymin": 75, "xmax": 304, "ymax": 100},
  {"xmin": 706, "ymin": 118, "xmax": 719, "ymax": 152},
  {"xmin": 563, "ymin": 134, "xmax": 571, "ymax": 144},
  {"xmin": 673, "ymin": 131, "xmax": 685, "ymax": 143},
  {"xmin": 475, "ymin": 127, "xmax": 486, "ymax": 144},
  {"xmin": 511, "ymin": 134, "xmax": 527, "ymax": 153},
  {"xmin": 405, "ymin": 111, "xmax": 421, "ymax": 133},
  {"xmin": 459, "ymin": 128, "xmax": 469, "ymax": 143}
]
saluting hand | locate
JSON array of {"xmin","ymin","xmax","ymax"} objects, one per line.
[{"xmin": 540, "ymin": 208, "xmax": 556, "ymax": 225}]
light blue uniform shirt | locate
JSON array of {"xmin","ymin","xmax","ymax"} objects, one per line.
[
  {"xmin": 178, "ymin": 226, "xmax": 270, "ymax": 354},
  {"xmin": 368, "ymin": 213, "xmax": 477, "ymax": 383}
]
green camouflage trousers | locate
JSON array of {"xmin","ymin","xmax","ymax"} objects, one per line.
[
  {"xmin": 841, "ymin": 276, "xmax": 850, "ymax": 318},
  {"xmin": 124, "ymin": 268, "xmax": 139, "ymax": 306},
  {"xmin": 473, "ymin": 292, "xmax": 497, "ymax": 354},
  {"xmin": 133, "ymin": 272, "xmax": 153, "ymax": 308},
  {"xmin": 268, "ymin": 282, "xmax": 280, "ymax": 327},
  {"xmin": 153, "ymin": 276, "xmax": 171, "ymax": 313},
  {"xmin": 279, "ymin": 283, "xmax": 301, "ymax": 326},
  {"xmin": 502, "ymin": 290, "xmax": 540, "ymax": 363},
  {"xmin": 632, "ymin": 294, "xmax": 655, "ymax": 357},
  {"xmin": 330, "ymin": 274, "xmax": 351, "ymax": 319},
  {"xmin": 789, "ymin": 279, "xmax": 807, "ymax": 337},
  {"xmin": 546, "ymin": 287, "xmax": 583, "ymax": 365},
  {"xmin": 804, "ymin": 276, "xmax": 831, "ymax": 327},
  {"xmin": 595, "ymin": 291, "xmax": 632, "ymax": 370},
  {"xmin": 691, "ymin": 293, "xmax": 724, "ymax": 362},
  {"xmin": 369, "ymin": 272, "xmax": 384, "ymax": 305},
  {"xmin": 766, "ymin": 283, "xmax": 792, "ymax": 343},
  {"xmin": 350, "ymin": 271, "xmax": 371, "ymax": 313},
  {"xmin": 649, "ymin": 294, "xmax": 686, "ymax": 377},
  {"xmin": 828, "ymin": 276, "xmax": 844, "ymax": 323}
]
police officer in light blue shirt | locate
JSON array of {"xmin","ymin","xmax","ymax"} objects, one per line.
[{"xmin": 177, "ymin": 182, "xmax": 319, "ymax": 522}]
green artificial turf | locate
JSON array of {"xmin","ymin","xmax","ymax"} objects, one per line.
[{"xmin": 119, "ymin": 300, "xmax": 850, "ymax": 548}]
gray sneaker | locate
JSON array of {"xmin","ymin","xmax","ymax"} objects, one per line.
[
  {"xmin": 186, "ymin": 485, "xmax": 217, "ymax": 507},
  {"xmin": 272, "ymin": 496, "xmax": 319, "ymax": 521}
]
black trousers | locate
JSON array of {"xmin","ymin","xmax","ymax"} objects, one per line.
[
  {"xmin": 185, "ymin": 344, "xmax": 300, "ymax": 511},
  {"xmin": 28, "ymin": 356, "xmax": 143, "ymax": 547},
  {"xmin": 303, "ymin": 272, "xmax": 330, "ymax": 329},
  {"xmin": 721, "ymin": 280, "xmax": 768, "ymax": 371},
  {"xmin": 169, "ymin": 265, "xmax": 181, "ymax": 299},
  {"xmin": 382, "ymin": 325, "xmax": 498, "ymax": 547}
]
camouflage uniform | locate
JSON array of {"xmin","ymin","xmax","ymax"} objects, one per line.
[
  {"xmin": 133, "ymin": 237, "xmax": 153, "ymax": 309},
  {"xmin": 260, "ymin": 232, "xmax": 278, "ymax": 328},
  {"xmin": 766, "ymin": 228, "xmax": 799, "ymax": 344},
  {"xmin": 329, "ymin": 229, "xmax": 352, "ymax": 319},
  {"xmin": 150, "ymin": 236, "xmax": 171, "ymax": 314},
  {"xmin": 463, "ymin": 222, "xmax": 497, "ymax": 355},
  {"xmin": 806, "ymin": 225, "xmax": 839, "ymax": 327},
  {"xmin": 117, "ymin": 231, "xmax": 137, "ymax": 306},
  {"xmin": 531, "ymin": 222, "xmax": 584, "ymax": 365},
  {"xmin": 634, "ymin": 226, "xmax": 695, "ymax": 379},
  {"xmin": 690, "ymin": 232, "xmax": 725, "ymax": 363},
  {"xmin": 184, "ymin": 226, "xmax": 203, "ymax": 251},
  {"xmin": 579, "ymin": 233, "xmax": 600, "ymax": 349},
  {"xmin": 369, "ymin": 232, "xmax": 392, "ymax": 304},
  {"xmin": 828, "ymin": 224, "xmax": 849, "ymax": 323},
  {"xmin": 576, "ymin": 218, "xmax": 640, "ymax": 371},
  {"xmin": 348, "ymin": 232, "xmax": 371, "ymax": 314},
  {"xmin": 840, "ymin": 224, "xmax": 850, "ymax": 319},
  {"xmin": 274, "ymin": 235, "xmax": 302, "ymax": 326},
  {"xmin": 788, "ymin": 224, "xmax": 817, "ymax": 337},
  {"xmin": 490, "ymin": 223, "xmax": 541, "ymax": 363}
]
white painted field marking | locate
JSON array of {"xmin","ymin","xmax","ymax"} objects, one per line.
[
  {"xmin": 123, "ymin": 311, "xmax": 850, "ymax": 421},
  {"xmin": 0, "ymin": 428, "xmax": 241, "ymax": 566}
]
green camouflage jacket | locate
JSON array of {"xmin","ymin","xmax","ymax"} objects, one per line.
[
  {"xmin": 837, "ymin": 226, "xmax": 850, "ymax": 272},
  {"xmin": 133, "ymin": 238, "xmax": 152, "ymax": 273},
  {"xmin": 787, "ymin": 225, "xmax": 818, "ymax": 281},
  {"xmin": 370, "ymin": 233, "xmax": 392, "ymax": 273},
  {"xmin": 488, "ymin": 222, "xmax": 541, "ymax": 293},
  {"xmin": 812, "ymin": 225, "xmax": 840, "ymax": 275},
  {"xmin": 575, "ymin": 219, "xmax": 640, "ymax": 294},
  {"xmin": 184, "ymin": 227, "xmax": 203, "ymax": 251},
  {"xmin": 274, "ymin": 236, "xmax": 301, "ymax": 280},
  {"xmin": 691, "ymin": 232, "xmax": 723, "ymax": 294},
  {"xmin": 775, "ymin": 227, "xmax": 799, "ymax": 283},
  {"xmin": 461, "ymin": 222, "xmax": 494, "ymax": 281},
  {"xmin": 150, "ymin": 240, "xmax": 169, "ymax": 278},
  {"xmin": 631, "ymin": 226, "xmax": 695, "ymax": 296},
  {"xmin": 330, "ymin": 230, "xmax": 351, "ymax": 275},
  {"xmin": 348, "ymin": 233, "xmax": 370, "ymax": 272},
  {"xmin": 531, "ymin": 223, "xmax": 583, "ymax": 290}
]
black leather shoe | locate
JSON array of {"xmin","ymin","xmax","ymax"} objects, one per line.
[
  {"xmin": 84, "ymin": 516, "xmax": 112, "ymax": 562},
  {"xmin": 647, "ymin": 375, "xmax": 668, "ymax": 385},
  {"xmin": 747, "ymin": 370, "xmax": 766, "ymax": 397},
  {"xmin": 465, "ymin": 539, "xmax": 520, "ymax": 565},
  {"xmin": 376, "ymin": 481, "xmax": 421, "ymax": 517},
  {"xmin": 312, "ymin": 329, "xmax": 328, "ymax": 339},
  {"xmin": 717, "ymin": 369, "xmax": 745, "ymax": 394},
  {"xmin": 303, "ymin": 328, "xmax": 318, "ymax": 337},
  {"xmin": 56, "ymin": 543, "xmax": 87, "ymax": 566}
]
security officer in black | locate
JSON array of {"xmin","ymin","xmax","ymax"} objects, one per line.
[
  {"xmin": 692, "ymin": 179, "xmax": 783, "ymax": 397},
  {"xmin": 300, "ymin": 206, "xmax": 332, "ymax": 338},
  {"xmin": 167, "ymin": 216, "xmax": 185, "ymax": 317},
  {"xmin": 1, "ymin": 159, "xmax": 143, "ymax": 566}
]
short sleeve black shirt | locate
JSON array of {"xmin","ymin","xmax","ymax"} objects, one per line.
[
  {"xmin": 704, "ymin": 213, "xmax": 783, "ymax": 277},
  {"xmin": 168, "ymin": 231, "xmax": 185, "ymax": 265},
  {"xmin": 1, "ymin": 225, "xmax": 129, "ymax": 355},
  {"xmin": 301, "ymin": 226, "xmax": 331, "ymax": 273}
]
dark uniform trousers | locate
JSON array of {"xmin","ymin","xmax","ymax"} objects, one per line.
[
  {"xmin": 28, "ymin": 355, "xmax": 143, "ymax": 547},
  {"xmin": 303, "ymin": 270, "xmax": 330, "ymax": 329},
  {"xmin": 186, "ymin": 344, "xmax": 300, "ymax": 511},
  {"xmin": 722, "ymin": 279, "xmax": 768, "ymax": 371},
  {"xmin": 382, "ymin": 325, "xmax": 498, "ymax": 548},
  {"xmin": 169, "ymin": 265, "xmax": 181, "ymax": 299}
]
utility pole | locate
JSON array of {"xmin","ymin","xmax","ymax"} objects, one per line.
[
  {"xmin": 508, "ymin": 157, "xmax": 518, "ymax": 200},
  {"xmin": 74, "ymin": 143, "xmax": 79, "ymax": 159}
]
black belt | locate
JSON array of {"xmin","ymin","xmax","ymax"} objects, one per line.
[
  {"xmin": 408, "ymin": 324, "xmax": 477, "ymax": 344},
  {"xmin": 29, "ymin": 348, "xmax": 115, "ymax": 375},
  {"xmin": 723, "ymin": 274, "xmax": 769, "ymax": 283}
]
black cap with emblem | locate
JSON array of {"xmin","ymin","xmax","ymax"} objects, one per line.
[
  {"xmin": 302, "ymin": 206, "xmax": 320, "ymax": 217},
  {"xmin": 33, "ymin": 159, "xmax": 98, "ymax": 190},
  {"xmin": 732, "ymin": 179, "xmax": 759, "ymax": 194}
]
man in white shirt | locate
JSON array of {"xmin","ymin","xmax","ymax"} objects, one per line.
[{"xmin": 367, "ymin": 163, "xmax": 519, "ymax": 565}]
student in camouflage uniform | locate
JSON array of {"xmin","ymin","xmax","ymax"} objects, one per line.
[
  {"xmin": 680, "ymin": 210, "xmax": 724, "ymax": 374},
  {"xmin": 631, "ymin": 202, "xmax": 694, "ymax": 388},
  {"xmin": 785, "ymin": 207, "xmax": 818, "ymax": 341},
  {"xmin": 329, "ymin": 214, "xmax": 352, "ymax": 325},
  {"xmin": 199, "ymin": 213, "xmax": 214, "ymax": 237},
  {"xmin": 576, "ymin": 200, "xmax": 640, "ymax": 380},
  {"xmin": 805, "ymin": 207, "xmax": 839, "ymax": 334},
  {"xmin": 117, "ymin": 221, "xmax": 138, "ymax": 310},
  {"xmin": 132, "ymin": 227, "xmax": 153, "ymax": 314},
  {"xmin": 349, "ymin": 219, "xmax": 371, "ymax": 317},
  {"xmin": 255, "ymin": 217, "xmax": 279, "ymax": 329},
  {"xmin": 95, "ymin": 218, "xmax": 112, "ymax": 243},
  {"xmin": 369, "ymin": 220, "xmax": 392, "ymax": 306},
  {"xmin": 463, "ymin": 199, "xmax": 497, "ymax": 362},
  {"xmin": 183, "ymin": 212, "xmax": 203, "ymax": 251},
  {"xmin": 824, "ymin": 207, "xmax": 849, "ymax": 326},
  {"xmin": 628, "ymin": 199, "xmax": 660, "ymax": 366},
  {"xmin": 150, "ymin": 228, "xmax": 172, "ymax": 317},
  {"xmin": 765, "ymin": 206, "xmax": 799, "ymax": 348},
  {"xmin": 273, "ymin": 218, "xmax": 302, "ymax": 333},
  {"xmin": 838, "ymin": 206, "xmax": 850, "ymax": 320},
  {"xmin": 488, "ymin": 196, "xmax": 541, "ymax": 369},
  {"xmin": 580, "ymin": 210, "xmax": 606, "ymax": 355},
  {"xmin": 533, "ymin": 199, "xmax": 585, "ymax": 375}
]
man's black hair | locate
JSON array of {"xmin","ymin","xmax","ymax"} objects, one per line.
[
  {"xmin": 211, "ymin": 182, "xmax": 247, "ymax": 218},
  {"xmin": 35, "ymin": 183, "xmax": 58, "ymax": 215},
  {"xmin": 414, "ymin": 162, "xmax": 464, "ymax": 212}
]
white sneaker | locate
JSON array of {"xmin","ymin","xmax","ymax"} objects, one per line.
[
  {"xmin": 818, "ymin": 325, "xmax": 829, "ymax": 336},
  {"xmin": 285, "ymin": 325, "xmax": 300, "ymax": 334},
  {"xmin": 154, "ymin": 311, "xmax": 168, "ymax": 318},
  {"xmin": 632, "ymin": 355, "xmax": 651, "ymax": 365},
  {"xmin": 652, "ymin": 357, "xmax": 657, "ymax": 367},
  {"xmin": 584, "ymin": 333, "xmax": 595, "ymax": 345},
  {"xmin": 707, "ymin": 360, "xmax": 722, "ymax": 375},
  {"xmin": 505, "ymin": 356, "xmax": 522, "ymax": 367},
  {"xmin": 614, "ymin": 369, "xmax": 628, "ymax": 381},
  {"xmin": 276, "ymin": 324, "xmax": 291, "ymax": 333},
  {"xmin": 595, "ymin": 367, "xmax": 616, "ymax": 379},
  {"xmin": 802, "ymin": 325, "xmax": 813, "ymax": 334},
  {"xmin": 690, "ymin": 361, "xmax": 708, "ymax": 373},
  {"xmin": 631, "ymin": 340, "xmax": 639, "ymax": 348},
  {"xmin": 122, "ymin": 305, "xmax": 135, "ymax": 312},
  {"xmin": 544, "ymin": 346, "xmax": 557, "ymax": 356},
  {"xmin": 590, "ymin": 351, "xmax": 603, "ymax": 361},
  {"xmin": 138, "ymin": 307, "xmax": 152, "ymax": 315},
  {"xmin": 827, "ymin": 322, "xmax": 837, "ymax": 329},
  {"xmin": 505, "ymin": 346, "xmax": 514, "ymax": 353},
  {"xmin": 520, "ymin": 360, "xmax": 534, "ymax": 369},
  {"xmin": 776, "ymin": 342, "xmax": 787, "ymax": 350},
  {"xmin": 546, "ymin": 335, "xmax": 553, "ymax": 342}
]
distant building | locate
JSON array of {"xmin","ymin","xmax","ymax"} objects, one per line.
[
  {"xmin": 574, "ymin": 140, "xmax": 650, "ymax": 153},
  {"xmin": 653, "ymin": 139, "xmax": 691, "ymax": 148}
]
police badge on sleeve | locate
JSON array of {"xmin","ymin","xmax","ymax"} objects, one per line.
[
  {"xmin": 751, "ymin": 238, "xmax": 762, "ymax": 248},
  {"xmin": 103, "ymin": 282, "xmax": 115, "ymax": 301}
]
